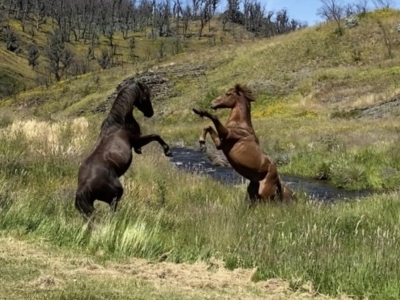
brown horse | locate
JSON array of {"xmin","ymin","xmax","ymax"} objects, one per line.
[
  {"xmin": 75, "ymin": 81, "xmax": 172, "ymax": 219},
  {"xmin": 192, "ymin": 84, "xmax": 295, "ymax": 203}
]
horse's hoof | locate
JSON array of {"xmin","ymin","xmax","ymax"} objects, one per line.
[
  {"xmin": 199, "ymin": 140, "xmax": 206, "ymax": 152},
  {"xmin": 192, "ymin": 108, "xmax": 204, "ymax": 117},
  {"xmin": 165, "ymin": 149, "xmax": 173, "ymax": 157},
  {"xmin": 134, "ymin": 148, "xmax": 142, "ymax": 154}
]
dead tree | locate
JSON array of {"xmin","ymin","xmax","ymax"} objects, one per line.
[
  {"xmin": 45, "ymin": 29, "xmax": 74, "ymax": 81},
  {"xmin": 27, "ymin": 44, "xmax": 39, "ymax": 70},
  {"xmin": 372, "ymin": 0, "xmax": 394, "ymax": 9},
  {"xmin": 317, "ymin": 0, "xmax": 345, "ymax": 35},
  {"xmin": 97, "ymin": 48, "xmax": 111, "ymax": 69},
  {"xmin": 3, "ymin": 27, "xmax": 19, "ymax": 52},
  {"xmin": 354, "ymin": 0, "xmax": 369, "ymax": 15},
  {"xmin": 198, "ymin": 0, "xmax": 211, "ymax": 39},
  {"xmin": 182, "ymin": 4, "xmax": 191, "ymax": 37}
]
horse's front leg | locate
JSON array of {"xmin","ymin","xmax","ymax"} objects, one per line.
[
  {"xmin": 199, "ymin": 126, "xmax": 222, "ymax": 151},
  {"xmin": 132, "ymin": 134, "xmax": 173, "ymax": 157},
  {"xmin": 193, "ymin": 108, "xmax": 229, "ymax": 139}
]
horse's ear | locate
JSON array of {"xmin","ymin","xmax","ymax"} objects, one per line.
[
  {"xmin": 234, "ymin": 84, "xmax": 243, "ymax": 95},
  {"xmin": 234, "ymin": 84, "xmax": 255, "ymax": 102},
  {"xmin": 137, "ymin": 81, "xmax": 151, "ymax": 96},
  {"xmin": 137, "ymin": 81, "xmax": 145, "ymax": 91}
]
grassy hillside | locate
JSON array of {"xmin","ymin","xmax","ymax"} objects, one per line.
[
  {"xmin": 5, "ymin": 8, "xmax": 400, "ymax": 118},
  {"xmin": 2, "ymin": 8, "xmax": 400, "ymax": 300},
  {"xmin": 0, "ymin": 14, "xmax": 253, "ymax": 96},
  {"xmin": 3, "ymin": 8, "xmax": 400, "ymax": 190}
]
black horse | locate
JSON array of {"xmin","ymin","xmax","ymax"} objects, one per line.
[{"xmin": 75, "ymin": 81, "xmax": 172, "ymax": 219}]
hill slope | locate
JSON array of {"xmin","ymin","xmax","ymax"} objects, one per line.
[
  {"xmin": 0, "ymin": 14, "xmax": 253, "ymax": 97},
  {"xmin": 2, "ymin": 9, "xmax": 400, "ymax": 191},
  {"xmin": 3, "ymin": 9, "xmax": 400, "ymax": 117}
]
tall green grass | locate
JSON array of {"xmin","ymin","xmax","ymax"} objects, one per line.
[{"xmin": 1, "ymin": 118, "xmax": 400, "ymax": 299}]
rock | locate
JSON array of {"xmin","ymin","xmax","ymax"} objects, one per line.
[
  {"xmin": 345, "ymin": 15, "xmax": 359, "ymax": 28},
  {"xmin": 93, "ymin": 63, "xmax": 206, "ymax": 114},
  {"xmin": 348, "ymin": 94, "xmax": 400, "ymax": 119}
]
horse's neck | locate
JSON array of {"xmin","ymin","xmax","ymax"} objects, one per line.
[
  {"xmin": 107, "ymin": 95, "xmax": 135, "ymax": 126},
  {"xmin": 100, "ymin": 110, "xmax": 139, "ymax": 137},
  {"xmin": 227, "ymin": 102, "xmax": 254, "ymax": 130}
]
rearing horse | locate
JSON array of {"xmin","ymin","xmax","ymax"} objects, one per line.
[
  {"xmin": 75, "ymin": 81, "xmax": 172, "ymax": 219},
  {"xmin": 193, "ymin": 84, "xmax": 295, "ymax": 203}
]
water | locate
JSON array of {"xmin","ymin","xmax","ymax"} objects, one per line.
[{"xmin": 169, "ymin": 147, "xmax": 371, "ymax": 202}]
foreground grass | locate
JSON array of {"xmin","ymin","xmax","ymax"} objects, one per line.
[
  {"xmin": 1, "ymin": 237, "xmax": 294, "ymax": 300},
  {"xmin": 1, "ymin": 118, "xmax": 400, "ymax": 299}
]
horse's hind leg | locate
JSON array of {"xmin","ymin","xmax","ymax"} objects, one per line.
[
  {"xmin": 258, "ymin": 179, "xmax": 277, "ymax": 202},
  {"xmin": 246, "ymin": 181, "xmax": 260, "ymax": 206},
  {"xmin": 280, "ymin": 182, "xmax": 297, "ymax": 204},
  {"xmin": 75, "ymin": 187, "xmax": 95, "ymax": 220},
  {"xmin": 110, "ymin": 179, "xmax": 124, "ymax": 213},
  {"xmin": 259, "ymin": 164, "xmax": 283, "ymax": 202}
]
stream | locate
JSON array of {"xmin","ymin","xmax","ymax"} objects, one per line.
[{"xmin": 169, "ymin": 147, "xmax": 371, "ymax": 202}]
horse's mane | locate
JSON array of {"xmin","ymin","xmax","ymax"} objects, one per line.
[
  {"xmin": 101, "ymin": 81, "xmax": 148, "ymax": 131},
  {"xmin": 233, "ymin": 83, "xmax": 257, "ymax": 134},
  {"xmin": 234, "ymin": 84, "xmax": 256, "ymax": 103}
]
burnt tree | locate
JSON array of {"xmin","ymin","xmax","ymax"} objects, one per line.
[
  {"xmin": 27, "ymin": 44, "xmax": 39, "ymax": 69},
  {"xmin": 45, "ymin": 29, "xmax": 73, "ymax": 81},
  {"xmin": 317, "ymin": 0, "xmax": 345, "ymax": 35}
]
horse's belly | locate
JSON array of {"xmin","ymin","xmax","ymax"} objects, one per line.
[
  {"xmin": 113, "ymin": 153, "xmax": 133, "ymax": 177},
  {"xmin": 102, "ymin": 141, "xmax": 133, "ymax": 177},
  {"xmin": 224, "ymin": 144, "xmax": 265, "ymax": 181}
]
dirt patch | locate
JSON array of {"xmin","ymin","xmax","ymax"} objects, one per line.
[
  {"xmin": 92, "ymin": 63, "xmax": 206, "ymax": 114},
  {"xmin": 0, "ymin": 236, "xmax": 352, "ymax": 300}
]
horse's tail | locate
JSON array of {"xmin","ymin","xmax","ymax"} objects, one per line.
[
  {"xmin": 276, "ymin": 175, "xmax": 284, "ymax": 201},
  {"xmin": 75, "ymin": 186, "xmax": 94, "ymax": 219},
  {"xmin": 268, "ymin": 163, "xmax": 284, "ymax": 202}
]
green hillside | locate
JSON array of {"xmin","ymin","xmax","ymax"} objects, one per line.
[
  {"xmin": 3, "ymin": 8, "xmax": 400, "ymax": 191},
  {"xmin": 0, "ymin": 14, "xmax": 253, "ymax": 97},
  {"xmin": 2, "ymin": 7, "xmax": 400, "ymax": 300}
]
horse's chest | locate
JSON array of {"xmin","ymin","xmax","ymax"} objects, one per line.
[{"xmin": 126, "ymin": 122, "xmax": 142, "ymax": 137}]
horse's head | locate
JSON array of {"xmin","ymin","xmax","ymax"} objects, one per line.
[
  {"xmin": 135, "ymin": 81, "xmax": 154, "ymax": 118},
  {"xmin": 211, "ymin": 84, "xmax": 255, "ymax": 110}
]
